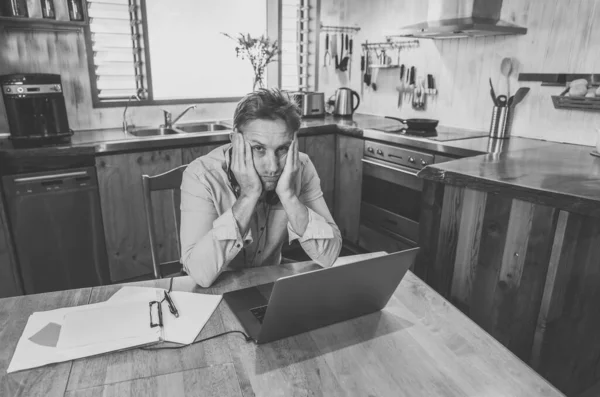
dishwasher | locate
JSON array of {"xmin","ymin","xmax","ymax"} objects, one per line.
[{"xmin": 2, "ymin": 166, "xmax": 110, "ymax": 294}]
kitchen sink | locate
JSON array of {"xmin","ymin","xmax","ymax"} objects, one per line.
[
  {"xmin": 174, "ymin": 122, "xmax": 230, "ymax": 133},
  {"xmin": 128, "ymin": 121, "xmax": 231, "ymax": 137},
  {"xmin": 129, "ymin": 127, "xmax": 179, "ymax": 137}
]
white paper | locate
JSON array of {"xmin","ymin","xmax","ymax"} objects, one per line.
[
  {"xmin": 7, "ymin": 288, "xmax": 221, "ymax": 373},
  {"xmin": 57, "ymin": 299, "xmax": 162, "ymax": 349},
  {"xmin": 108, "ymin": 287, "xmax": 222, "ymax": 345},
  {"xmin": 7, "ymin": 297, "xmax": 160, "ymax": 374}
]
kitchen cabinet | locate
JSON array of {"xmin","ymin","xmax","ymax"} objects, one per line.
[
  {"xmin": 334, "ymin": 135, "xmax": 364, "ymax": 244},
  {"xmin": 416, "ymin": 179, "xmax": 600, "ymax": 396},
  {"xmin": 182, "ymin": 143, "xmax": 224, "ymax": 165},
  {"xmin": 96, "ymin": 149, "xmax": 183, "ymax": 282},
  {"xmin": 299, "ymin": 134, "xmax": 335, "ymax": 212},
  {"xmin": 0, "ymin": 187, "xmax": 23, "ymax": 298}
]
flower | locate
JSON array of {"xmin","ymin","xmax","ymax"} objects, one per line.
[{"xmin": 222, "ymin": 32, "xmax": 279, "ymax": 89}]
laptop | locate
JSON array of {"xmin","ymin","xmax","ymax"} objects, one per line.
[{"xmin": 223, "ymin": 248, "xmax": 419, "ymax": 344}]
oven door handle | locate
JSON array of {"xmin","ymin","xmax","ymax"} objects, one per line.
[
  {"xmin": 362, "ymin": 158, "xmax": 419, "ymax": 176},
  {"xmin": 362, "ymin": 158, "xmax": 423, "ymax": 191}
]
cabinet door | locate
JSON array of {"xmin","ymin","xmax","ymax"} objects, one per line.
[
  {"xmin": 300, "ymin": 134, "xmax": 335, "ymax": 212},
  {"xmin": 96, "ymin": 149, "xmax": 183, "ymax": 282},
  {"xmin": 0, "ymin": 188, "xmax": 23, "ymax": 298},
  {"xmin": 334, "ymin": 135, "xmax": 363, "ymax": 244},
  {"xmin": 182, "ymin": 143, "xmax": 226, "ymax": 165}
]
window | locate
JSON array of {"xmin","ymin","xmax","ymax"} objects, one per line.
[
  {"xmin": 85, "ymin": 0, "xmax": 315, "ymax": 107},
  {"xmin": 281, "ymin": 0, "xmax": 308, "ymax": 91},
  {"xmin": 85, "ymin": 0, "xmax": 148, "ymax": 102}
]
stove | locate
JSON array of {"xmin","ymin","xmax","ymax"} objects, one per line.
[{"xmin": 373, "ymin": 124, "xmax": 488, "ymax": 142}]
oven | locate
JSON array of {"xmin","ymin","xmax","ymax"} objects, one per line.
[{"xmin": 358, "ymin": 140, "xmax": 434, "ymax": 254}]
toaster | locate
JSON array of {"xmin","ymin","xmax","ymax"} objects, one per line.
[{"xmin": 289, "ymin": 91, "xmax": 325, "ymax": 118}]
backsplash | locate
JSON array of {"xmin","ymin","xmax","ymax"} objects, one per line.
[{"xmin": 319, "ymin": 0, "xmax": 600, "ymax": 147}]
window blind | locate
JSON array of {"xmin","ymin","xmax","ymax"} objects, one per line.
[
  {"xmin": 87, "ymin": 0, "xmax": 147, "ymax": 101},
  {"xmin": 280, "ymin": 0, "xmax": 310, "ymax": 91}
]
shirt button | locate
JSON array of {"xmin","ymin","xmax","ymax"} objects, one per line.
[
  {"xmin": 236, "ymin": 244, "xmax": 241, "ymax": 248},
  {"xmin": 258, "ymin": 250, "xmax": 262, "ymax": 254}
]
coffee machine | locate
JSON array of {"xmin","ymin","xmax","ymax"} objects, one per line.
[{"xmin": 1, "ymin": 74, "xmax": 72, "ymax": 147}]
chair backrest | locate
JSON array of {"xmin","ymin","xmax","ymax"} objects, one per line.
[{"xmin": 141, "ymin": 164, "xmax": 188, "ymax": 279}]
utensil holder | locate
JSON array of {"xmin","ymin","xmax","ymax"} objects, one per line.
[{"xmin": 489, "ymin": 106, "xmax": 513, "ymax": 139}]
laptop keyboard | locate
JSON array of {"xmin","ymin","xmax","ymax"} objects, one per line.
[{"xmin": 249, "ymin": 305, "xmax": 268, "ymax": 323}]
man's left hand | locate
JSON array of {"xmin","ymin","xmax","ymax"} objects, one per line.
[{"xmin": 275, "ymin": 133, "xmax": 300, "ymax": 201}]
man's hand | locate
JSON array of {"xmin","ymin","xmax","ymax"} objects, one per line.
[
  {"xmin": 231, "ymin": 132, "xmax": 262, "ymax": 200},
  {"xmin": 275, "ymin": 133, "xmax": 300, "ymax": 201}
]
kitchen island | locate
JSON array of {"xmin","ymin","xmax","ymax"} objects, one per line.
[
  {"xmin": 0, "ymin": 253, "xmax": 563, "ymax": 397},
  {"xmin": 416, "ymin": 144, "xmax": 600, "ymax": 396}
]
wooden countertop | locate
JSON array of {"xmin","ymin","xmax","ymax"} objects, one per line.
[
  {"xmin": 0, "ymin": 253, "xmax": 563, "ymax": 397},
  {"xmin": 419, "ymin": 142, "xmax": 600, "ymax": 217}
]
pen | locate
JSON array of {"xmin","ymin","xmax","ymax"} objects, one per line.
[{"xmin": 164, "ymin": 291, "xmax": 179, "ymax": 318}]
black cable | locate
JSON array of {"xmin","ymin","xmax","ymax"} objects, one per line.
[{"xmin": 139, "ymin": 330, "xmax": 252, "ymax": 351}]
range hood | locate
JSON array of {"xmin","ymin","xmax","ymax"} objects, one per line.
[{"xmin": 394, "ymin": 0, "xmax": 527, "ymax": 39}]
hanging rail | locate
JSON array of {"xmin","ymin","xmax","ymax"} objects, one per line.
[
  {"xmin": 320, "ymin": 24, "xmax": 361, "ymax": 33},
  {"xmin": 361, "ymin": 39, "xmax": 419, "ymax": 50}
]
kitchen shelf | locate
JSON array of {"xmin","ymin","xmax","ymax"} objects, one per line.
[
  {"xmin": 0, "ymin": 16, "xmax": 86, "ymax": 32},
  {"xmin": 518, "ymin": 73, "xmax": 600, "ymax": 87},
  {"xmin": 552, "ymin": 87, "xmax": 600, "ymax": 112},
  {"xmin": 369, "ymin": 64, "xmax": 400, "ymax": 69}
]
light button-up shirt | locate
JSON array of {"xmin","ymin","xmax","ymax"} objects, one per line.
[{"xmin": 180, "ymin": 144, "xmax": 342, "ymax": 287}]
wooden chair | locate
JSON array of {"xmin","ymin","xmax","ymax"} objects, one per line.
[{"xmin": 141, "ymin": 164, "xmax": 189, "ymax": 279}]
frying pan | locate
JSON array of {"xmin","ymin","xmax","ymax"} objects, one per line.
[{"xmin": 385, "ymin": 116, "xmax": 439, "ymax": 130}]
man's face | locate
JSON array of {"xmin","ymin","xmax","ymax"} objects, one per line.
[{"xmin": 239, "ymin": 118, "xmax": 294, "ymax": 191}]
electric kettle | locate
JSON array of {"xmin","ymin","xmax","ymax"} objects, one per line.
[{"xmin": 329, "ymin": 87, "xmax": 360, "ymax": 117}]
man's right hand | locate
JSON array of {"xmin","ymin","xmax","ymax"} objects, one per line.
[{"xmin": 231, "ymin": 132, "xmax": 262, "ymax": 200}]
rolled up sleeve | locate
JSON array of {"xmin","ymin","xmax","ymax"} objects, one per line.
[
  {"xmin": 180, "ymin": 165, "xmax": 251, "ymax": 287},
  {"xmin": 289, "ymin": 156, "xmax": 342, "ymax": 268}
]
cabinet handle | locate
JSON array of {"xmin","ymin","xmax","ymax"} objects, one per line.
[
  {"xmin": 421, "ymin": 159, "xmax": 428, "ymax": 166},
  {"xmin": 367, "ymin": 146, "xmax": 374, "ymax": 152},
  {"xmin": 408, "ymin": 156, "xmax": 415, "ymax": 163},
  {"xmin": 376, "ymin": 149, "xmax": 383, "ymax": 155}
]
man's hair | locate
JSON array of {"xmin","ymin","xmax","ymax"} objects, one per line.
[{"xmin": 233, "ymin": 88, "xmax": 301, "ymax": 133}]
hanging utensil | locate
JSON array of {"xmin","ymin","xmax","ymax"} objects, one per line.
[
  {"xmin": 397, "ymin": 64, "xmax": 405, "ymax": 108},
  {"xmin": 348, "ymin": 36, "xmax": 353, "ymax": 80},
  {"xmin": 360, "ymin": 47, "xmax": 365, "ymax": 96},
  {"xmin": 500, "ymin": 57, "xmax": 513, "ymax": 98},
  {"xmin": 332, "ymin": 33, "xmax": 338, "ymax": 70},
  {"xmin": 323, "ymin": 33, "xmax": 331, "ymax": 68},
  {"xmin": 338, "ymin": 33, "xmax": 344, "ymax": 70},
  {"xmin": 363, "ymin": 45, "xmax": 371, "ymax": 87}
]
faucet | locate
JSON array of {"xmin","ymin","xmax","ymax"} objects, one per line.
[
  {"xmin": 161, "ymin": 105, "xmax": 197, "ymax": 128},
  {"xmin": 122, "ymin": 92, "xmax": 141, "ymax": 132}
]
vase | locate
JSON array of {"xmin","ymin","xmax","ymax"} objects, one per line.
[{"xmin": 253, "ymin": 73, "xmax": 265, "ymax": 91}]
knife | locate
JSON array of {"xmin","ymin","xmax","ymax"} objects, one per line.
[
  {"xmin": 397, "ymin": 64, "xmax": 405, "ymax": 108},
  {"xmin": 348, "ymin": 37, "xmax": 353, "ymax": 81},
  {"xmin": 360, "ymin": 49, "xmax": 365, "ymax": 97}
]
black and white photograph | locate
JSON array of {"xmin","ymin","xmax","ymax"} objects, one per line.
[{"xmin": 0, "ymin": 0, "xmax": 598, "ymax": 396}]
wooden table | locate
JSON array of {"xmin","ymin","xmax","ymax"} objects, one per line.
[{"xmin": 0, "ymin": 253, "xmax": 564, "ymax": 397}]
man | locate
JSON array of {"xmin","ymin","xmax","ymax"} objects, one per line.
[{"xmin": 180, "ymin": 88, "xmax": 342, "ymax": 287}]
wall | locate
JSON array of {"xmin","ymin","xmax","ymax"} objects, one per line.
[
  {"xmin": 0, "ymin": 28, "xmax": 238, "ymax": 133},
  {"xmin": 319, "ymin": 0, "xmax": 600, "ymax": 146}
]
